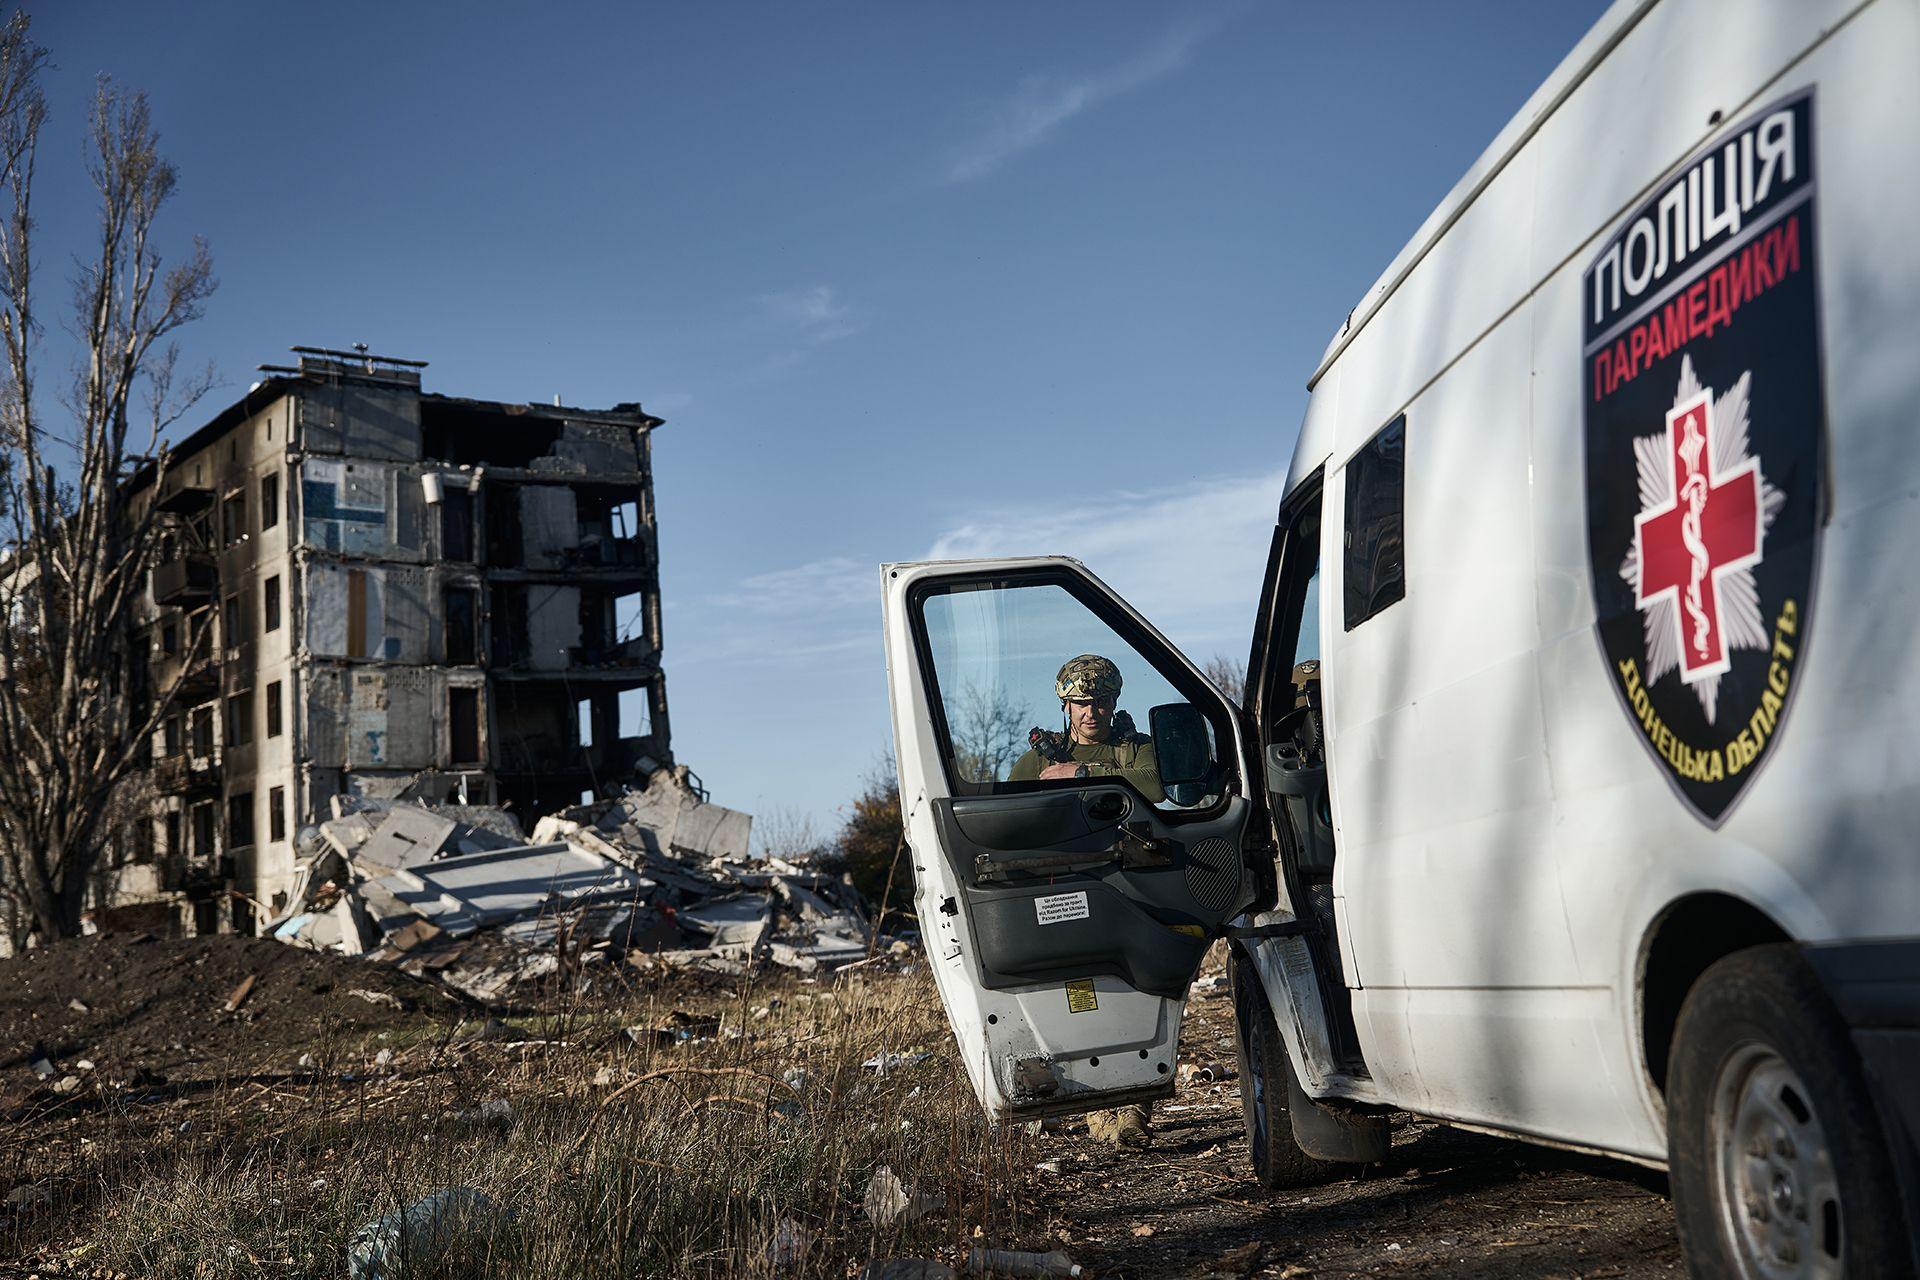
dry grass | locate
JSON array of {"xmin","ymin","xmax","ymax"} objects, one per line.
[{"xmin": 3, "ymin": 964, "xmax": 1038, "ymax": 1278}]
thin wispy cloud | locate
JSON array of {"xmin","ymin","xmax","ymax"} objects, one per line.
[
  {"xmin": 941, "ymin": 19, "xmax": 1222, "ymax": 185},
  {"xmin": 749, "ymin": 284, "xmax": 867, "ymax": 380},
  {"xmin": 758, "ymin": 285, "xmax": 861, "ymax": 344},
  {"xmin": 927, "ymin": 468, "xmax": 1286, "ymax": 649},
  {"xmin": 678, "ymin": 468, "xmax": 1285, "ymax": 681},
  {"xmin": 708, "ymin": 554, "xmax": 876, "ymax": 616}
]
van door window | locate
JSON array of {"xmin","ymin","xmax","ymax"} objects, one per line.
[
  {"xmin": 917, "ymin": 578, "xmax": 1232, "ymax": 811},
  {"xmin": 1343, "ymin": 413, "xmax": 1407, "ymax": 630}
]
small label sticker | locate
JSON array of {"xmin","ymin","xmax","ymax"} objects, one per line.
[
  {"xmin": 1034, "ymin": 891, "xmax": 1091, "ymax": 926},
  {"xmin": 1065, "ymin": 978, "xmax": 1099, "ymax": 1013}
]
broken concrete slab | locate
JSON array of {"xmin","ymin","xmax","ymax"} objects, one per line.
[
  {"xmin": 599, "ymin": 767, "xmax": 752, "ymax": 862},
  {"xmin": 677, "ymin": 893, "xmax": 771, "ymax": 949},
  {"xmin": 368, "ymin": 842, "xmax": 645, "ymax": 936}
]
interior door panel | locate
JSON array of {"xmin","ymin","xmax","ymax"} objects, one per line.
[{"xmin": 936, "ymin": 791, "xmax": 1251, "ymax": 998}]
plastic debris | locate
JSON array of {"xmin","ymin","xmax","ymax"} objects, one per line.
[
  {"xmin": 864, "ymin": 1165, "xmax": 946, "ymax": 1225},
  {"xmin": 768, "ymin": 1216, "xmax": 813, "ymax": 1267},
  {"xmin": 860, "ymin": 1261, "xmax": 960, "ymax": 1280},
  {"xmin": 966, "ymin": 1248, "xmax": 1083, "ymax": 1277},
  {"xmin": 347, "ymin": 1186, "xmax": 504, "ymax": 1280},
  {"xmin": 862, "ymin": 1050, "xmax": 933, "ymax": 1075}
]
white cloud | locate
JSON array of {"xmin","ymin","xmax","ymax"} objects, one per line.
[
  {"xmin": 708, "ymin": 554, "xmax": 877, "ymax": 616},
  {"xmin": 678, "ymin": 468, "xmax": 1285, "ymax": 679},
  {"xmin": 758, "ymin": 285, "xmax": 862, "ymax": 345},
  {"xmin": 926, "ymin": 469, "xmax": 1287, "ymax": 651},
  {"xmin": 751, "ymin": 285, "xmax": 866, "ymax": 379},
  {"xmin": 942, "ymin": 20, "xmax": 1221, "ymax": 184}
]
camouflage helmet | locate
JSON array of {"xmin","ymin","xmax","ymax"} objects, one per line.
[{"xmin": 1055, "ymin": 654, "xmax": 1123, "ymax": 702}]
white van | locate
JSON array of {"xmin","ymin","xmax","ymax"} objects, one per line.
[{"xmin": 881, "ymin": 1, "xmax": 1919, "ymax": 1274}]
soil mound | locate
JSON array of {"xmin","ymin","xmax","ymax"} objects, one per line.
[{"xmin": 0, "ymin": 933, "xmax": 469, "ymax": 1085}]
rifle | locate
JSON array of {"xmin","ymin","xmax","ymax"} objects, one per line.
[{"xmin": 1027, "ymin": 711, "xmax": 1137, "ymax": 777}]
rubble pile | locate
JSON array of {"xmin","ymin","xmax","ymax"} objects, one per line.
[{"xmin": 265, "ymin": 767, "xmax": 869, "ymax": 1002}]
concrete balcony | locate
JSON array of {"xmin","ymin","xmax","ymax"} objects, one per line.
[
  {"xmin": 152, "ymin": 553, "xmax": 216, "ymax": 606},
  {"xmin": 152, "ymin": 752, "xmax": 220, "ymax": 796}
]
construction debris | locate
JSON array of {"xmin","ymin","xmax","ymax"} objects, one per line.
[{"xmin": 263, "ymin": 765, "xmax": 873, "ymax": 1002}]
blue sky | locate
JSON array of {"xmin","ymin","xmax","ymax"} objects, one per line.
[{"xmin": 34, "ymin": 2, "xmax": 1605, "ymax": 843}]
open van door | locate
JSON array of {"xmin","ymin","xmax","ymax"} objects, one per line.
[{"xmin": 882, "ymin": 557, "xmax": 1258, "ymax": 1118}]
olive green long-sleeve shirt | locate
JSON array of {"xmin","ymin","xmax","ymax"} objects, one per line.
[{"xmin": 1008, "ymin": 731, "xmax": 1164, "ymax": 802}]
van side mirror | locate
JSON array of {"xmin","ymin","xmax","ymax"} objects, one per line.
[{"xmin": 1149, "ymin": 702, "xmax": 1214, "ymax": 788}]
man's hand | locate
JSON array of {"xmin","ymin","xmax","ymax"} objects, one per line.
[{"xmin": 1039, "ymin": 762, "xmax": 1087, "ymax": 780}]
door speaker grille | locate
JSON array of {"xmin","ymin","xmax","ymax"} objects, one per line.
[{"xmin": 1186, "ymin": 837, "xmax": 1239, "ymax": 913}]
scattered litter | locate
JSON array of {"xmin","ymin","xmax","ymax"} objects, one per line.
[
  {"xmin": 1192, "ymin": 972, "xmax": 1229, "ymax": 998},
  {"xmin": 768, "ymin": 1216, "xmax": 814, "ymax": 1268},
  {"xmin": 28, "ymin": 1054, "xmax": 55, "ymax": 1081},
  {"xmin": 74, "ymin": 1059, "xmax": 95, "ymax": 1072},
  {"xmin": 864, "ymin": 1165, "xmax": 946, "ymax": 1225},
  {"xmin": 966, "ymin": 1247, "xmax": 1083, "ymax": 1277},
  {"xmin": 455, "ymin": 1018, "xmax": 525, "ymax": 1044},
  {"xmin": 347, "ymin": 1186, "xmax": 504, "ymax": 1280},
  {"xmin": 1216, "ymin": 1241, "xmax": 1265, "ymax": 1275},
  {"xmin": 1387, "ymin": 1242, "xmax": 1403, "ymax": 1251},
  {"xmin": 66, "ymin": 998, "xmax": 89, "ymax": 1014},
  {"xmin": 460, "ymin": 1099, "xmax": 516, "ymax": 1129},
  {"xmin": 4, "ymin": 1182, "xmax": 52, "ymax": 1213},
  {"xmin": 1180, "ymin": 1059, "xmax": 1236, "ymax": 1085},
  {"xmin": 862, "ymin": 1050, "xmax": 933, "ymax": 1075},
  {"xmin": 51, "ymin": 1076, "xmax": 81, "ymax": 1095},
  {"xmin": 782, "ymin": 1067, "xmax": 809, "ymax": 1090},
  {"xmin": 223, "ymin": 974, "xmax": 256, "ymax": 1012},
  {"xmin": 1132, "ymin": 1224, "xmax": 1156, "ymax": 1237},
  {"xmin": 860, "ymin": 1261, "xmax": 960, "ymax": 1280},
  {"xmin": 347, "ymin": 988, "xmax": 407, "ymax": 1011},
  {"xmin": 1034, "ymin": 1160, "xmax": 1063, "ymax": 1175}
]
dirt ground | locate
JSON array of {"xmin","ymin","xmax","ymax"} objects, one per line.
[
  {"xmin": 0, "ymin": 935, "xmax": 1688, "ymax": 1277},
  {"xmin": 1031, "ymin": 978, "xmax": 1686, "ymax": 1278},
  {"xmin": 0, "ymin": 933, "xmax": 468, "ymax": 1098}
]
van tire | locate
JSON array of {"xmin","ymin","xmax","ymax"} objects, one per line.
[
  {"xmin": 1667, "ymin": 944, "xmax": 1910, "ymax": 1278},
  {"xmin": 1230, "ymin": 948, "xmax": 1338, "ymax": 1189}
]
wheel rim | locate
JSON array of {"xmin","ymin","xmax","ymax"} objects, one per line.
[
  {"xmin": 1708, "ymin": 1041, "xmax": 1844, "ymax": 1279},
  {"xmin": 1235, "ymin": 965, "xmax": 1269, "ymax": 1167}
]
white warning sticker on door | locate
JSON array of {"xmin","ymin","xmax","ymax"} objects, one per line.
[{"xmin": 1034, "ymin": 891, "xmax": 1091, "ymax": 925}]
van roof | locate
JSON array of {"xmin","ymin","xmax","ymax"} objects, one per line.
[{"xmin": 1307, "ymin": 0, "xmax": 1656, "ymax": 390}]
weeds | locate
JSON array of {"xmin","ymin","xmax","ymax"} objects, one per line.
[{"xmin": 4, "ymin": 965, "xmax": 1033, "ymax": 1277}]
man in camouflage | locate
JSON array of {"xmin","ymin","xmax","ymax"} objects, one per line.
[
  {"xmin": 1008, "ymin": 654, "xmax": 1164, "ymax": 803},
  {"xmin": 1009, "ymin": 654, "xmax": 1159, "ymax": 1150}
]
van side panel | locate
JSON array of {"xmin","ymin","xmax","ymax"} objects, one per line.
[
  {"xmin": 1531, "ymin": 0, "xmax": 1920, "ymax": 1159},
  {"xmin": 1304, "ymin": 0, "xmax": 1916, "ymax": 1159}
]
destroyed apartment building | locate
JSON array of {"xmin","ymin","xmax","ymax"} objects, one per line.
[{"xmin": 119, "ymin": 347, "xmax": 673, "ymax": 935}]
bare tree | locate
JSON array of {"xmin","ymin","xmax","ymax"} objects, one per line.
[
  {"xmin": 751, "ymin": 806, "xmax": 823, "ymax": 862},
  {"xmin": 1203, "ymin": 653, "xmax": 1247, "ymax": 708},
  {"xmin": 0, "ymin": 14, "xmax": 216, "ymax": 944},
  {"xmin": 950, "ymin": 681, "xmax": 1029, "ymax": 783}
]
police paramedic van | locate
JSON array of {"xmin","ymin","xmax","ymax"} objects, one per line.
[{"xmin": 880, "ymin": 0, "xmax": 1919, "ymax": 1274}]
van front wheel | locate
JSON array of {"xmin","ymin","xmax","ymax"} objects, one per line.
[
  {"xmin": 1667, "ymin": 944, "xmax": 1910, "ymax": 1279},
  {"xmin": 1230, "ymin": 948, "xmax": 1336, "ymax": 1189}
]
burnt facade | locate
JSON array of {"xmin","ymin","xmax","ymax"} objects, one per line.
[{"xmin": 126, "ymin": 349, "xmax": 669, "ymax": 931}]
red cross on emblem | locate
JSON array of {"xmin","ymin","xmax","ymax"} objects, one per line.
[{"xmin": 1634, "ymin": 390, "xmax": 1765, "ymax": 682}]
